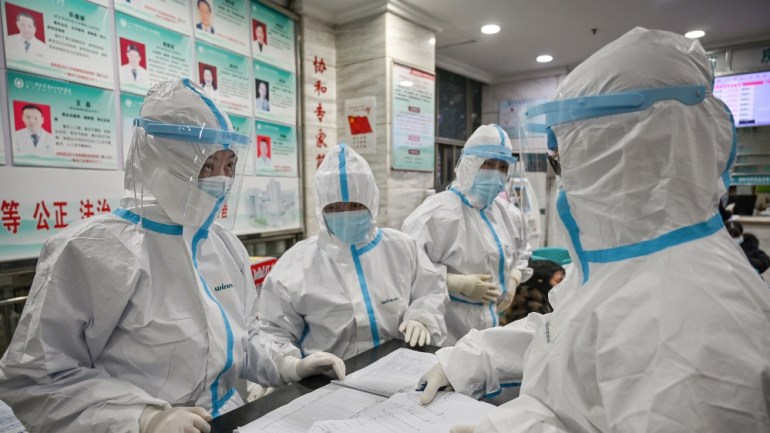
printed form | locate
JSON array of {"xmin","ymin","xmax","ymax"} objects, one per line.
[{"xmin": 332, "ymin": 348, "xmax": 438, "ymax": 396}]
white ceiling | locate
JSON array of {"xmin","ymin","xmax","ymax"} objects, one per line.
[{"xmin": 297, "ymin": 0, "xmax": 770, "ymax": 83}]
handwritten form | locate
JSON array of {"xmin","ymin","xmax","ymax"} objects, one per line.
[
  {"xmin": 236, "ymin": 384, "xmax": 386, "ymax": 433},
  {"xmin": 308, "ymin": 391, "xmax": 494, "ymax": 433},
  {"xmin": 332, "ymin": 348, "xmax": 438, "ymax": 397}
]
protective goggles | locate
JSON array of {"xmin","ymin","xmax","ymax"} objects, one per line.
[
  {"xmin": 523, "ymin": 84, "xmax": 707, "ymax": 151},
  {"xmin": 461, "ymin": 144, "xmax": 518, "ymax": 164},
  {"xmin": 134, "ymin": 117, "xmax": 251, "ymax": 149}
]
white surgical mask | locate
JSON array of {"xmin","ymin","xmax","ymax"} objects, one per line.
[
  {"xmin": 198, "ymin": 175, "xmax": 232, "ymax": 198},
  {"xmin": 734, "ymin": 236, "xmax": 744, "ymax": 245}
]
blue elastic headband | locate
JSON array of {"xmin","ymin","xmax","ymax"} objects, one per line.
[{"xmin": 134, "ymin": 118, "xmax": 250, "ymax": 148}]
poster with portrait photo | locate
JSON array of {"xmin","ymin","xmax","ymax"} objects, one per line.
[
  {"xmin": 8, "ymin": 71, "xmax": 117, "ymax": 169},
  {"xmin": 196, "ymin": 41, "xmax": 252, "ymax": 116},
  {"xmin": 193, "ymin": 0, "xmax": 249, "ymax": 56},
  {"xmin": 251, "ymin": 1, "xmax": 295, "ymax": 72},
  {"xmin": 2, "ymin": 0, "xmax": 114, "ymax": 89},
  {"xmin": 115, "ymin": 13, "xmax": 192, "ymax": 96},
  {"xmin": 253, "ymin": 59, "xmax": 295, "ymax": 124},
  {"xmin": 254, "ymin": 120, "xmax": 297, "ymax": 177},
  {"xmin": 115, "ymin": 0, "xmax": 190, "ymax": 35}
]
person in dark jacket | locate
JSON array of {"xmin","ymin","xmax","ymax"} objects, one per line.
[
  {"xmin": 500, "ymin": 259, "xmax": 565, "ymax": 326},
  {"xmin": 726, "ymin": 221, "xmax": 770, "ymax": 274}
]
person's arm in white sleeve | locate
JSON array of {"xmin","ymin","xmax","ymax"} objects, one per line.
[
  {"xmin": 0, "ymin": 237, "xmax": 170, "ymax": 433},
  {"xmin": 402, "ymin": 240, "xmax": 449, "ymax": 346},
  {"xmin": 242, "ymin": 260, "xmax": 302, "ymax": 387},
  {"xmin": 419, "ymin": 312, "xmax": 545, "ymax": 405},
  {"xmin": 470, "ymin": 394, "xmax": 570, "ymax": 433}
]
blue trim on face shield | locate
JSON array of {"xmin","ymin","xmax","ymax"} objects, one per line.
[
  {"xmin": 183, "ymin": 78, "xmax": 229, "ymax": 134},
  {"xmin": 133, "ymin": 118, "xmax": 250, "ymax": 148},
  {"xmin": 525, "ymin": 85, "xmax": 708, "ymax": 151},
  {"xmin": 190, "ymin": 195, "xmax": 235, "ymax": 417},
  {"xmin": 338, "ymin": 144, "xmax": 350, "ymax": 202},
  {"xmin": 462, "ymin": 145, "xmax": 518, "ymax": 164},
  {"xmin": 112, "ymin": 209, "xmax": 183, "ymax": 235}
]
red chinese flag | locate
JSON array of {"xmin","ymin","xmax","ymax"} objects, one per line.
[{"xmin": 348, "ymin": 115, "xmax": 373, "ymax": 135}]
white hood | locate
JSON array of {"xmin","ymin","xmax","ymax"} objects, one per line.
[{"xmin": 552, "ymin": 28, "xmax": 734, "ymax": 280}]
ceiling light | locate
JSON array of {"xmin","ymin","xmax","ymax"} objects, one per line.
[
  {"xmin": 481, "ymin": 24, "xmax": 500, "ymax": 35},
  {"xmin": 685, "ymin": 30, "xmax": 705, "ymax": 39},
  {"xmin": 429, "ymin": 37, "xmax": 436, "ymax": 45},
  {"xmin": 536, "ymin": 54, "xmax": 553, "ymax": 63},
  {"xmin": 399, "ymin": 80, "xmax": 414, "ymax": 87}
]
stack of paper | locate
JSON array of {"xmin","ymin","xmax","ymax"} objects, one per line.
[{"xmin": 237, "ymin": 348, "xmax": 494, "ymax": 433}]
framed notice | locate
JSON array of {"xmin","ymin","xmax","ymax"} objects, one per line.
[
  {"xmin": 345, "ymin": 96, "xmax": 376, "ymax": 155},
  {"xmin": 253, "ymin": 59, "xmax": 296, "ymax": 124},
  {"xmin": 0, "ymin": 103, "xmax": 5, "ymax": 165},
  {"xmin": 115, "ymin": 0, "xmax": 191, "ymax": 35},
  {"xmin": 120, "ymin": 93, "xmax": 144, "ymax": 162},
  {"xmin": 227, "ymin": 114, "xmax": 255, "ymax": 176},
  {"xmin": 193, "ymin": 0, "xmax": 250, "ymax": 56},
  {"xmin": 391, "ymin": 63, "xmax": 435, "ymax": 171},
  {"xmin": 2, "ymin": 0, "xmax": 114, "ymax": 89},
  {"xmin": 8, "ymin": 71, "xmax": 117, "ymax": 170},
  {"xmin": 196, "ymin": 41, "xmax": 252, "ymax": 116},
  {"xmin": 115, "ymin": 13, "xmax": 193, "ymax": 96},
  {"xmin": 251, "ymin": 1, "xmax": 295, "ymax": 72},
  {"xmin": 0, "ymin": 167, "xmax": 124, "ymax": 262},
  {"xmin": 254, "ymin": 120, "xmax": 297, "ymax": 177}
]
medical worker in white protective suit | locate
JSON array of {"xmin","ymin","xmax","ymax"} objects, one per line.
[
  {"xmin": 402, "ymin": 124, "xmax": 532, "ymax": 345},
  {"xmin": 258, "ymin": 144, "xmax": 448, "ymax": 359},
  {"xmin": 0, "ymin": 79, "xmax": 345, "ymax": 433},
  {"xmin": 418, "ymin": 28, "xmax": 770, "ymax": 433}
]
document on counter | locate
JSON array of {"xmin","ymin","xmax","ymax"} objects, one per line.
[
  {"xmin": 332, "ymin": 348, "xmax": 438, "ymax": 397},
  {"xmin": 0, "ymin": 401, "xmax": 26, "ymax": 433},
  {"xmin": 307, "ymin": 391, "xmax": 495, "ymax": 433},
  {"xmin": 236, "ymin": 383, "xmax": 387, "ymax": 433}
]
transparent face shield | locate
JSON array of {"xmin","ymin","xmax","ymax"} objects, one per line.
[
  {"xmin": 520, "ymin": 85, "xmax": 709, "ymax": 177},
  {"xmin": 131, "ymin": 117, "xmax": 251, "ymax": 230}
]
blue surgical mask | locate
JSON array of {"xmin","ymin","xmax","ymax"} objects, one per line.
[
  {"xmin": 469, "ymin": 169, "xmax": 506, "ymax": 207},
  {"xmin": 198, "ymin": 175, "xmax": 232, "ymax": 198},
  {"xmin": 324, "ymin": 209, "xmax": 372, "ymax": 244}
]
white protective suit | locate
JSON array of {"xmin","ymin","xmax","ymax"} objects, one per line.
[
  {"xmin": 258, "ymin": 144, "xmax": 448, "ymax": 359},
  {"xmin": 402, "ymin": 125, "xmax": 532, "ymax": 345},
  {"xmin": 432, "ymin": 28, "xmax": 770, "ymax": 432},
  {"xmin": 0, "ymin": 80, "xmax": 299, "ymax": 432}
]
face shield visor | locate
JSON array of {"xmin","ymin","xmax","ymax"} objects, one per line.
[
  {"xmin": 131, "ymin": 117, "xmax": 251, "ymax": 229},
  {"xmin": 520, "ymin": 85, "xmax": 709, "ymax": 177}
]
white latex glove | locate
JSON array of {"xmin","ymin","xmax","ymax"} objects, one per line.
[
  {"xmin": 447, "ymin": 273, "xmax": 501, "ymax": 303},
  {"xmin": 277, "ymin": 352, "xmax": 346, "ymax": 383},
  {"xmin": 399, "ymin": 320, "xmax": 431, "ymax": 347},
  {"xmin": 417, "ymin": 363, "xmax": 452, "ymax": 405},
  {"xmin": 497, "ymin": 268, "xmax": 522, "ymax": 313},
  {"xmin": 450, "ymin": 425, "xmax": 476, "ymax": 433},
  {"xmin": 139, "ymin": 406, "xmax": 211, "ymax": 433},
  {"xmin": 246, "ymin": 381, "xmax": 274, "ymax": 402}
]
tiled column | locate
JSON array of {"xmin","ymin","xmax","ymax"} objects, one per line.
[{"xmin": 336, "ymin": 13, "xmax": 435, "ymax": 229}]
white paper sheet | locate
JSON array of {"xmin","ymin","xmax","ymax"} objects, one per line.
[
  {"xmin": 0, "ymin": 401, "xmax": 26, "ymax": 433},
  {"xmin": 236, "ymin": 383, "xmax": 386, "ymax": 433},
  {"xmin": 332, "ymin": 348, "xmax": 438, "ymax": 397},
  {"xmin": 308, "ymin": 391, "xmax": 495, "ymax": 433}
]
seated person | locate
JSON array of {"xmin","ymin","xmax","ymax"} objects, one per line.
[
  {"xmin": 0, "ymin": 80, "xmax": 344, "ymax": 433},
  {"xmin": 726, "ymin": 220, "xmax": 770, "ymax": 274},
  {"xmin": 258, "ymin": 143, "xmax": 448, "ymax": 359},
  {"xmin": 499, "ymin": 259, "xmax": 564, "ymax": 325}
]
